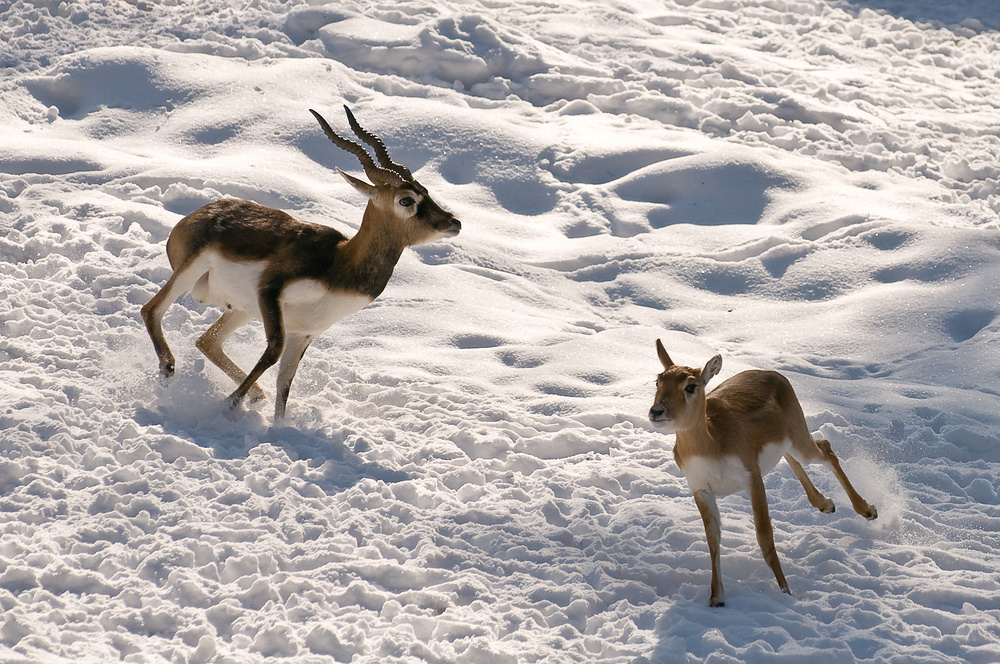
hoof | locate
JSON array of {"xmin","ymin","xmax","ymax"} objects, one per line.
[
  {"xmin": 223, "ymin": 396, "xmax": 243, "ymax": 421},
  {"xmin": 226, "ymin": 393, "xmax": 243, "ymax": 411},
  {"xmin": 864, "ymin": 504, "xmax": 879, "ymax": 521}
]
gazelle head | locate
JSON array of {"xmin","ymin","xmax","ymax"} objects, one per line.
[
  {"xmin": 648, "ymin": 339, "xmax": 722, "ymax": 432},
  {"xmin": 310, "ymin": 106, "xmax": 461, "ymax": 246}
]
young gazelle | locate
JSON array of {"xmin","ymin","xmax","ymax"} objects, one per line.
[
  {"xmin": 648, "ymin": 340, "xmax": 878, "ymax": 607},
  {"xmin": 140, "ymin": 106, "xmax": 461, "ymax": 420}
]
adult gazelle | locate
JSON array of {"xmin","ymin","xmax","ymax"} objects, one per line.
[{"xmin": 141, "ymin": 106, "xmax": 461, "ymax": 420}]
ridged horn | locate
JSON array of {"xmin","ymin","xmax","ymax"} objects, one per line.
[
  {"xmin": 309, "ymin": 108, "xmax": 404, "ymax": 187},
  {"xmin": 343, "ymin": 105, "xmax": 414, "ymax": 182}
]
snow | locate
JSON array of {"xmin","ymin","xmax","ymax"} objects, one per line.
[{"xmin": 1, "ymin": 0, "xmax": 999, "ymax": 662}]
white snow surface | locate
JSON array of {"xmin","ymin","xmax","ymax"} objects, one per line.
[{"xmin": 2, "ymin": 0, "xmax": 1000, "ymax": 662}]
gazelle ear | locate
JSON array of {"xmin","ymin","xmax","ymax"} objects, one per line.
[
  {"xmin": 655, "ymin": 339, "xmax": 673, "ymax": 370},
  {"xmin": 702, "ymin": 355, "xmax": 723, "ymax": 386},
  {"xmin": 338, "ymin": 168, "xmax": 376, "ymax": 198}
]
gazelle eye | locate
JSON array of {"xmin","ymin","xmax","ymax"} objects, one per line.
[
  {"xmin": 685, "ymin": 384, "xmax": 697, "ymax": 395},
  {"xmin": 399, "ymin": 196, "xmax": 415, "ymax": 208}
]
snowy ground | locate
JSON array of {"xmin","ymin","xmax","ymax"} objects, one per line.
[{"xmin": 2, "ymin": 0, "xmax": 1000, "ymax": 662}]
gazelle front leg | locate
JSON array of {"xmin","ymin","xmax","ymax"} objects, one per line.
[
  {"xmin": 141, "ymin": 289, "xmax": 177, "ymax": 376},
  {"xmin": 274, "ymin": 333, "xmax": 313, "ymax": 420},
  {"xmin": 227, "ymin": 286, "xmax": 285, "ymax": 410},
  {"xmin": 748, "ymin": 469, "xmax": 790, "ymax": 596},
  {"xmin": 693, "ymin": 489, "xmax": 726, "ymax": 607}
]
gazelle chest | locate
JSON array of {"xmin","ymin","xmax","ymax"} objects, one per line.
[
  {"xmin": 681, "ymin": 455, "xmax": 751, "ymax": 497},
  {"xmin": 279, "ymin": 279, "xmax": 372, "ymax": 334}
]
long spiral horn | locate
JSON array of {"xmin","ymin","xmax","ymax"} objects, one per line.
[
  {"xmin": 343, "ymin": 105, "xmax": 414, "ymax": 182},
  {"xmin": 309, "ymin": 109, "xmax": 403, "ymax": 187}
]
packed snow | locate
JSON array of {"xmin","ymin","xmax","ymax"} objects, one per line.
[{"xmin": 1, "ymin": 0, "xmax": 999, "ymax": 662}]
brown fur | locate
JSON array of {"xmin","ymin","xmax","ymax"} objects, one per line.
[
  {"xmin": 649, "ymin": 340, "xmax": 878, "ymax": 607},
  {"xmin": 140, "ymin": 108, "xmax": 461, "ymax": 420}
]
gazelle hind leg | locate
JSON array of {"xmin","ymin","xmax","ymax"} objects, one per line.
[
  {"xmin": 784, "ymin": 454, "xmax": 836, "ymax": 514},
  {"xmin": 227, "ymin": 287, "xmax": 285, "ymax": 410},
  {"xmin": 693, "ymin": 489, "xmax": 726, "ymax": 607},
  {"xmin": 815, "ymin": 439, "xmax": 878, "ymax": 520},
  {"xmin": 140, "ymin": 258, "xmax": 208, "ymax": 376},
  {"xmin": 195, "ymin": 308, "xmax": 265, "ymax": 403}
]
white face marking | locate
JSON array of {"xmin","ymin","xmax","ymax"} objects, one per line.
[
  {"xmin": 411, "ymin": 227, "xmax": 460, "ymax": 245},
  {"xmin": 649, "ymin": 417, "xmax": 677, "ymax": 433},
  {"xmin": 395, "ymin": 191, "xmax": 422, "ymax": 217}
]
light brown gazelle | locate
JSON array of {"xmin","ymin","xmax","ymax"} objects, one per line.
[
  {"xmin": 141, "ymin": 106, "xmax": 461, "ymax": 420},
  {"xmin": 648, "ymin": 340, "xmax": 878, "ymax": 607}
]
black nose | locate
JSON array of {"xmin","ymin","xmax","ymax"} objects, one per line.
[
  {"xmin": 649, "ymin": 404, "xmax": 665, "ymax": 419},
  {"xmin": 437, "ymin": 216, "xmax": 461, "ymax": 234}
]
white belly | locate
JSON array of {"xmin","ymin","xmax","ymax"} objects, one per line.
[
  {"xmin": 681, "ymin": 441, "xmax": 791, "ymax": 496},
  {"xmin": 757, "ymin": 439, "xmax": 792, "ymax": 475},
  {"xmin": 188, "ymin": 251, "xmax": 372, "ymax": 335},
  {"xmin": 190, "ymin": 252, "xmax": 267, "ymax": 314}
]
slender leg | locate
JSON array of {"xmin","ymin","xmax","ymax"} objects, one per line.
[
  {"xmin": 140, "ymin": 258, "xmax": 207, "ymax": 377},
  {"xmin": 227, "ymin": 286, "xmax": 284, "ymax": 410},
  {"xmin": 748, "ymin": 470, "xmax": 790, "ymax": 595},
  {"xmin": 195, "ymin": 308, "xmax": 265, "ymax": 403},
  {"xmin": 274, "ymin": 333, "xmax": 313, "ymax": 419},
  {"xmin": 693, "ymin": 489, "xmax": 726, "ymax": 607},
  {"xmin": 814, "ymin": 439, "xmax": 879, "ymax": 521},
  {"xmin": 784, "ymin": 454, "xmax": 836, "ymax": 514}
]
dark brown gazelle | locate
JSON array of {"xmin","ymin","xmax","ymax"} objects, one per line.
[
  {"xmin": 141, "ymin": 106, "xmax": 461, "ymax": 420},
  {"xmin": 648, "ymin": 340, "xmax": 878, "ymax": 607}
]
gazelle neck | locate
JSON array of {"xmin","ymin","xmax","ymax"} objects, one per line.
[
  {"xmin": 673, "ymin": 401, "xmax": 723, "ymax": 463},
  {"xmin": 338, "ymin": 202, "xmax": 408, "ymax": 294}
]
